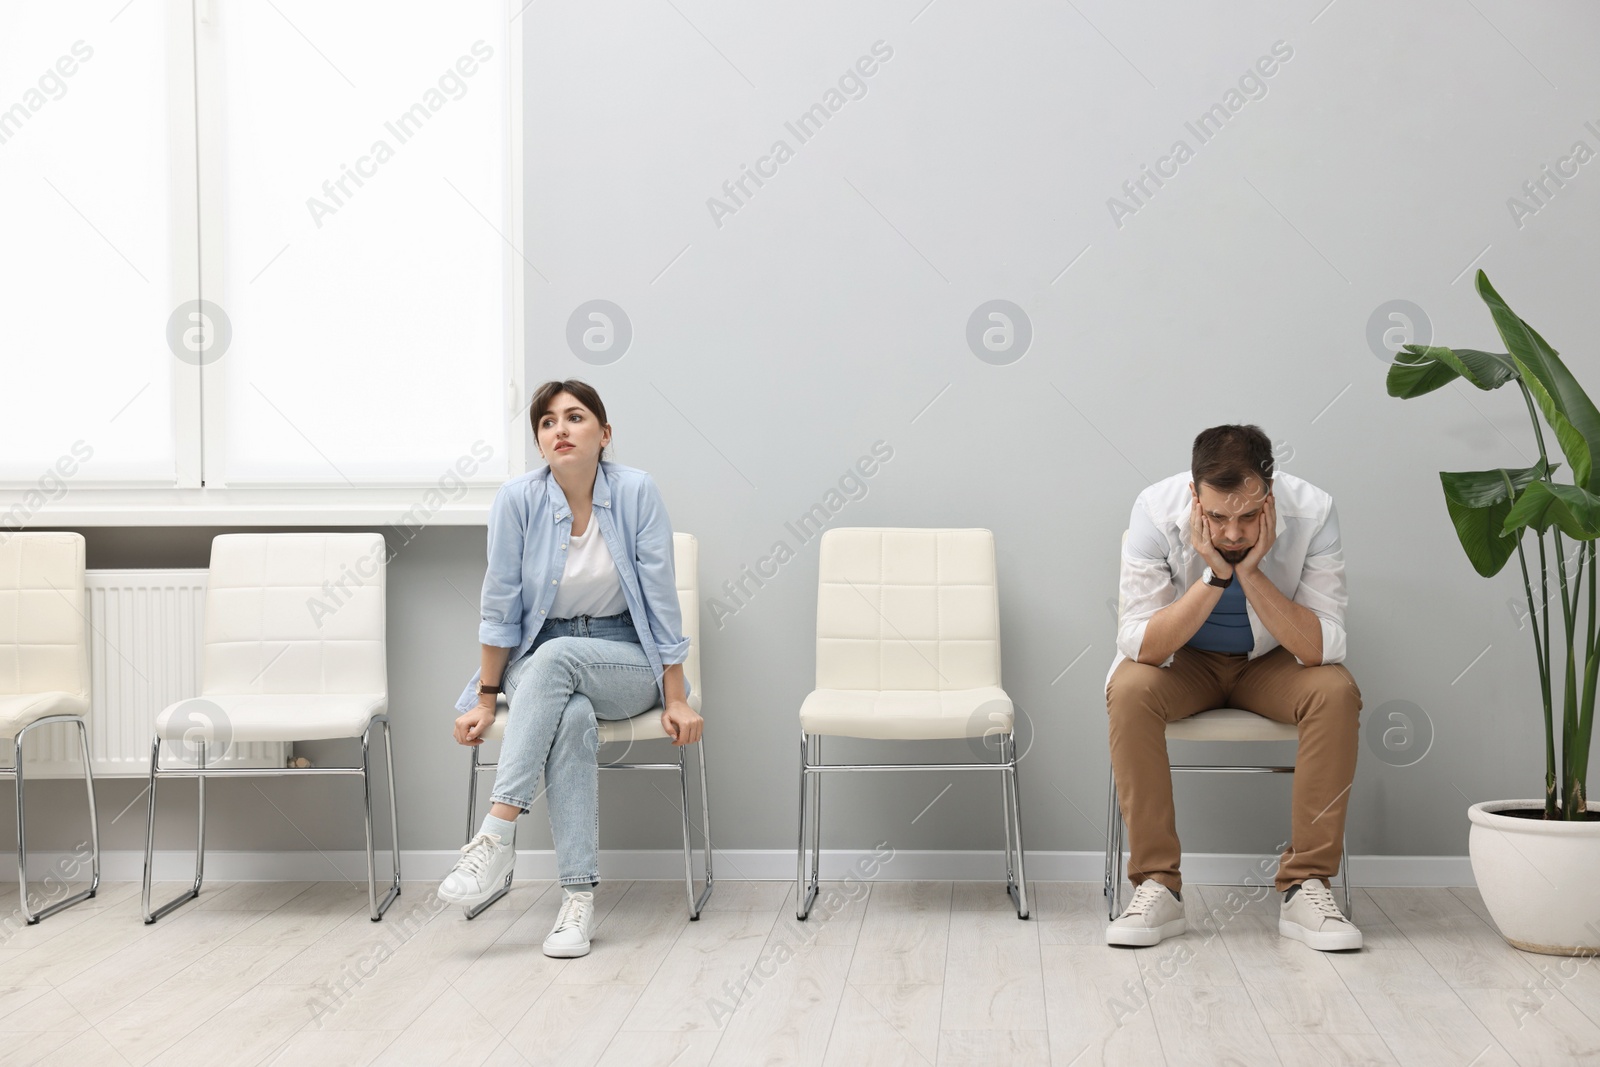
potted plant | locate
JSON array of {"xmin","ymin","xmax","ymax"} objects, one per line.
[{"xmin": 1387, "ymin": 270, "xmax": 1599, "ymax": 956}]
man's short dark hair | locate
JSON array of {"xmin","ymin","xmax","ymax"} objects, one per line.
[{"xmin": 1192, "ymin": 424, "xmax": 1273, "ymax": 493}]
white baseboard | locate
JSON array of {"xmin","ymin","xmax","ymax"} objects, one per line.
[{"xmin": 12, "ymin": 848, "xmax": 1477, "ymax": 887}]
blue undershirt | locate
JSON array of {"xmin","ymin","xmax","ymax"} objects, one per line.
[{"xmin": 1186, "ymin": 578, "xmax": 1252, "ymax": 654}]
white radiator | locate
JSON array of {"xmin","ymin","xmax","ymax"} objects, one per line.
[{"xmin": 22, "ymin": 569, "xmax": 289, "ymax": 778}]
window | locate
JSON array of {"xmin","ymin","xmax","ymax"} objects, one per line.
[
  {"xmin": 0, "ymin": 1, "xmax": 185, "ymax": 485},
  {"xmin": 0, "ymin": 0, "xmax": 524, "ymax": 524}
]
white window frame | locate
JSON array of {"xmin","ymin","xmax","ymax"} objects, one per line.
[{"xmin": 1, "ymin": 0, "xmax": 526, "ymax": 526}]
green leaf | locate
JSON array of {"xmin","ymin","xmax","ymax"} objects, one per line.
[
  {"xmin": 1440, "ymin": 459, "xmax": 1554, "ymax": 508},
  {"xmin": 1453, "ymin": 349, "xmax": 1521, "ymax": 390},
  {"xmin": 1446, "ymin": 493, "xmax": 1520, "ymax": 577},
  {"xmin": 1503, "ymin": 481, "xmax": 1600, "ymax": 540},
  {"xmin": 1477, "ymin": 271, "xmax": 1600, "ymax": 490},
  {"xmin": 1388, "ymin": 346, "xmax": 1462, "ymax": 398},
  {"xmin": 1387, "ymin": 345, "xmax": 1518, "ymax": 399}
]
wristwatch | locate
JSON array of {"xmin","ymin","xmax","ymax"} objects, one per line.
[
  {"xmin": 1201, "ymin": 566, "xmax": 1234, "ymax": 589},
  {"xmin": 478, "ymin": 683, "xmax": 503, "ymax": 696}
]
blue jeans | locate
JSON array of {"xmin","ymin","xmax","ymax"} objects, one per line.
[{"xmin": 494, "ymin": 610, "xmax": 685, "ymax": 887}]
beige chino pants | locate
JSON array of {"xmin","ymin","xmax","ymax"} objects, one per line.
[{"xmin": 1106, "ymin": 645, "xmax": 1362, "ymax": 894}]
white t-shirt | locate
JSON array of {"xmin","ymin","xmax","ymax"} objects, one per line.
[{"xmin": 548, "ymin": 521, "xmax": 628, "ymax": 620}]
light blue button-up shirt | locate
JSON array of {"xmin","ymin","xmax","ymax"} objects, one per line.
[{"xmin": 454, "ymin": 461, "xmax": 691, "ymax": 714}]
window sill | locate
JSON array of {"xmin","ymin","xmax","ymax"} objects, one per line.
[{"xmin": 2, "ymin": 486, "xmax": 500, "ymax": 527}]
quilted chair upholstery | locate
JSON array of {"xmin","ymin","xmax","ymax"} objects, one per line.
[
  {"xmin": 143, "ymin": 533, "xmax": 398, "ymax": 925},
  {"xmin": 0, "ymin": 532, "xmax": 100, "ymax": 924},
  {"xmin": 154, "ymin": 533, "xmax": 387, "ymax": 743},
  {"xmin": 801, "ymin": 527, "xmax": 1011, "ymax": 741},
  {"xmin": 0, "ymin": 532, "xmax": 90, "ymax": 737},
  {"xmin": 796, "ymin": 528, "xmax": 1028, "ymax": 921}
]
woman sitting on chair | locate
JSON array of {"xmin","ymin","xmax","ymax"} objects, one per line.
[{"xmin": 440, "ymin": 379, "xmax": 701, "ymax": 958}]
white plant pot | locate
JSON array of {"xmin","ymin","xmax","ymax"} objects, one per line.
[{"xmin": 1468, "ymin": 799, "xmax": 1600, "ymax": 956}]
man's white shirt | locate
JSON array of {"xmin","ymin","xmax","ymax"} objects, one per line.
[{"xmin": 1107, "ymin": 470, "xmax": 1349, "ymax": 689}]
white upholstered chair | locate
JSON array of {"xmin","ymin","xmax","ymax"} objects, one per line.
[
  {"xmin": 465, "ymin": 531, "xmax": 712, "ymax": 920},
  {"xmin": 143, "ymin": 533, "xmax": 399, "ymax": 924},
  {"xmin": 1104, "ymin": 529, "xmax": 1350, "ymax": 919},
  {"xmin": 0, "ymin": 532, "xmax": 100, "ymax": 923},
  {"xmin": 797, "ymin": 528, "xmax": 1027, "ymax": 921}
]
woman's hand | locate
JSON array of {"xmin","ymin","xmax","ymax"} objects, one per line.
[
  {"xmin": 454, "ymin": 703, "xmax": 496, "ymax": 746},
  {"xmin": 660, "ymin": 700, "xmax": 702, "ymax": 746}
]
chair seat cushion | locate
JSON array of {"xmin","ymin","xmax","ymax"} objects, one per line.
[
  {"xmin": 1166, "ymin": 707, "xmax": 1297, "ymax": 742},
  {"xmin": 799, "ymin": 686, "xmax": 1013, "ymax": 741},
  {"xmin": 0, "ymin": 692, "xmax": 88, "ymax": 739},
  {"xmin": 483, "ymin": 704, "xmax": 674, "ymax": 744},
  {"xmin": 154, "ymin": 694, "xmax": 387, "ymax": 743}
]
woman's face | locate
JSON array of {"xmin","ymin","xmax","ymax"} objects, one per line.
[{"xmin": 536, "ymin": 391, "xmax": 609, "ymax": 467}]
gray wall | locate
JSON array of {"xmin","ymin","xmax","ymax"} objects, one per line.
[{"xmin": 21, "ymin": 0, "xmax": 1600, "ymax": 866}]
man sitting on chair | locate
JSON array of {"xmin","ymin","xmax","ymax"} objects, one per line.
[{"xmin": 1105, "ymin": 424, "xmax": 1363, "ymax": 951}]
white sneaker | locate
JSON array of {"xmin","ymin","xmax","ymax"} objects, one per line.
[
  {"xmin": 543, "ymin": 888, "xmax": 594, "ymax": 958},
  {"xmin": 437, "ymin": 832, "xmax": 514, "ymax": 906},
  {"xmin": 1107, "ymin": 880, "xmax": 1187, "ymax": 947},
  {"xmin": 1280, "ymin": 878, "xmax": 1362, "ymax": 951}
]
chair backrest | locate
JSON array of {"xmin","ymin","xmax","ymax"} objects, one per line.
[
  {"xmin": 0, "ymin": 532, "xmax": 88, "ymax": 698},
  {"xmin": 203, "ymin": 533, "xmax": 387, "ymax": 697},
  {"xmin": 815, "ymin": 527, "xmax": 1001, "ymax": 692},
  {"xmin": 672, "ymin": 532, "xmax": 702, "ymax": 706}
]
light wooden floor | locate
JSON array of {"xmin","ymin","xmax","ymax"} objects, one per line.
[{"xmin": 0, "ymin": 878, "xmax": 1595, "ymax": 1066}]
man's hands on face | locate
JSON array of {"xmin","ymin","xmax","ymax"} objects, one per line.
[
  {"xmin": 1236, "ymin": 493, "xmax": 1276, "ymax": 575},
  {"xmin": 1189, "ymin": 497, "xmax": 1235, "ymax": 579}
]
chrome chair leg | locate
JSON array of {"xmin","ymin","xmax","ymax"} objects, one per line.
[
  {"xmin": 71, "ymin": 718, "xmax": 101, "ymax": 904},
  {"xmin": 464, "ymin": 727, "xmax": 714, "ymax": 922},
  {"xmin": 669, "ymin": 738, "xmax": 715, "ymax": 921},
  {"xmin": 384, "ymin": 718, "xmax": 402, "ymax": 890},
  {"xmin": 11, "ymin": 717, "xmax": 101, "ymax": 925},
  {"xmin": 1099, "ymin": 762, "xmax": 1358, "ymax": 922},
  {"xmin": 1103, "ymin": 765, "xmax": 1118, "ymax": 920},
  {"xmin": 1107, "ymin": 771, "xmax": 1124, "ymax": 921},
  {"xmin": 808, "ymin": 735, "xmax": 822, "ymax": 890},
  {"xmin": 462, "ymin": 740, "xmax": 512, "ymax": 921},
  {"xmin": 691, "ymin": 738, "xmax": 714, "ymax": 919},
  {"xmin": 362, "ymin": 716, "xmax": 401, "ymax": 921},
  {"xmin": 462, "ymin": 870, "xmax": 513, "ymax": 920},
  {"xmin": 1000, "ymin": 735, "xmax": 1017, "ymax": 889},
  {"xmin": 12, "ymin": 734, "xmax": 26, "ymax": 924},
  {"xmin": 462, "ymin": 739, "xmax": 513, "ymax": 922},
  {"xmin": 806, "ymin": 736, "xmax": 823, "ymax": 910},
  {"xmin": 1339, "ymin": 830, "xmax": 1353, "ymax": 920},
  {"xmin": 12, "ymin": 729, "xmax": 25, "ymax": 921},
  {"xmin": 796, "ymin": 732, "xmax": 817, "ymax": 920},
  {"xmin": 676, "ymin": 745, "xmax": 695, "ymax": 918},
  {"xmin": 1005, "ymin": 733, "xmax": 1030, "ymax": 920},
  {"xmin": 143, "ymin": 737, "xmax": 206, "ymax": 924},
  {"xmin": 466, "ymin": 739, "xmax": 482, "ymax": 842}
]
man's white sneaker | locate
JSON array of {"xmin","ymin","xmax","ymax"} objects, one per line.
[
  {"xmin": 543, "ymin": 888, "xmax": 595, "ymax": 958},
  {"xmin": 1107, "ymin": 880, "xmax": 1187, "ymax": 947},
  {"xmin": 1279, "ymin": 878, "xmax": 1362, "ymax": 951},
  {"xmin": 437, "ymin": 832, "xmax": 514, "ymax": 906}
]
